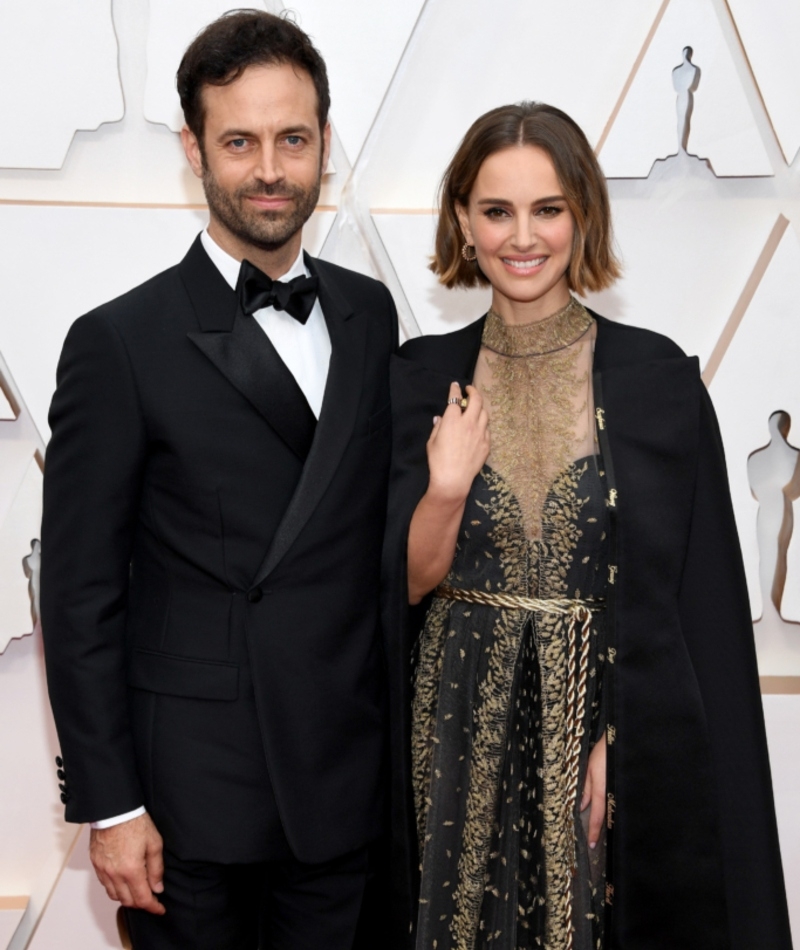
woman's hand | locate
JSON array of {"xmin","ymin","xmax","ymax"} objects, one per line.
[
  {"xmin": 407, "ymin": 382, "xmax": 490, "ymax": 604},
  {"xmin": 580, "ymin": 731, "xmax": 607, "ymax": 850},
  {"xmin": 426, "ymin": 382, "xmax": 490, "ymax": 504}
]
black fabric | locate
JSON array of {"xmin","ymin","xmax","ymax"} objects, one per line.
[
  {"xmin": 41, "ymin": 235, "xmax": 398, "ymax": 869},
  {"xmin": 237, "ymin": 258, "xmax": 319, "ymax": 324},
  {"xmin": 188, "ymin": 306, "xmax": 317, "ymax": 462},
  {"xmin": 123, "ymin": 844, "xmax": 372, "ymax": 950},
  {"xmin": 382, "ymin": 311, "xmax": 792, "ymax": 949}
]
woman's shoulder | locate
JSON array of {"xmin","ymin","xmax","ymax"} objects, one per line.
[
  {"xmin": 591, "ymin": 310, "xmax": 688, "ymax": 365},
  {"xmin": 397, "ymin": 314, "xmax": 485, "ymax": 375}
]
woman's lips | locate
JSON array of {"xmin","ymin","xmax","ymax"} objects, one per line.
[{"xmin": 501, "ymin": 255, "xmax": 547, "ymax": 275}]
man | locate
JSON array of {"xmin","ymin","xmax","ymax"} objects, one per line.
[{"xmin": 41, "ymin": 11, "xmax": 397, "ymax": 948}]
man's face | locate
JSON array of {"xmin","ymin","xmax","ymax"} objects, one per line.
[{"xmin": 182, "ymin": 62, "xmax": 330, "ymax": 258}]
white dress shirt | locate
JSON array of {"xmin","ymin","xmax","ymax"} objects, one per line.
[
  {"xmin": 201, "ymin": 229, "xmax": 331, "ymax": 417},
  {"xmin": 91, "ymin": 231, "xmax": 331, "ymax": 829}
]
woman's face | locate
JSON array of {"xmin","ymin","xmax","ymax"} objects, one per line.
[{"xmin": 456, "ymin": 145, "xmax": 575, "ymax": 320}]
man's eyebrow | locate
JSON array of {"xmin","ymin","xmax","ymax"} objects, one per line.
[
  {"xmin": 277, "ymin": 124, "xmax": 317, "ymax": 139},
  {"xmin": 216, "ymin": 124, "xmax": 316, "ymax": 139},
  {"xmin": 217, "ymin": 128, "xmax": 253, "ymax": 140}
]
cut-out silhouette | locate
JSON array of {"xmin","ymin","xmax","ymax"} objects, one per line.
[
  {"xmin": 672, "ymin": 46, "xmax": 701, "ymax": 153},
  {"xmin": 23, "ymin": 537, "xmax": 41, "ymax": 627},
  {"xmin": 748, "ymin": 411, "xmax": 800, "ymax": 619}
]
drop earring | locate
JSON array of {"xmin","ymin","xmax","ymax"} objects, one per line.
[{"xmin": 461, "ymin": 242, "xmax": 477, "ymax": 262}]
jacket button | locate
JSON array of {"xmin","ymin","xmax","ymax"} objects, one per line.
[
  {"xmin": 57, "ymin": 769, "xmax": 66, "ymax": 780},
  {"xmin": 60, "ymin": 793, "xmax": 69, "ymax": 804},
  {"xmin": 247, "ymin": 588, "xmax": 263, "ymax": 603},
  {"xmin": 55, "ymin": 756, "xmax": 63, "ymax": 768}
]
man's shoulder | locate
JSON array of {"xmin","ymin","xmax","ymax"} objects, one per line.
[
  {"xmin": 312, "ymin": 257, "xmax": 391, "ymax": 306},
  {"xmin": 82, "ymin": 261, "xmax": 187, "ymax": 329}
]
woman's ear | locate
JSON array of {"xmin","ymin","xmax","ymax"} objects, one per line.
[{"xmin": 455, "ymin": 202, "xmax": 473, "ymax": 246}]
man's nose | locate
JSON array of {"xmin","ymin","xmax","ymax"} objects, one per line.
[{"xmin": 254, "ymin": 144, "xmax": 283, "ymax": 185}]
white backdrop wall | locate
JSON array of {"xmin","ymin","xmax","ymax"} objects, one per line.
[{"xmin": 0, "ymin": 1, "xmax": 798, "ymax": 947}]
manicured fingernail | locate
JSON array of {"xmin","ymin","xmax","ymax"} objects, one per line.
[
  {"xmin": 589, "ymin": 841, "xmax": 597, "ymax": 850},
  {"xmin": 433, "ymin": 416, "xmax": 440, "ymax": 425}
]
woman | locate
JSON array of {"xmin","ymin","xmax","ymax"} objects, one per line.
[{"xmin": 383, "ymin": 103, "xmax": 791, "ymax": 950}]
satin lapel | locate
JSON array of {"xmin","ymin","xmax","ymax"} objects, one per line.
[
  {"xmin": 181, "ymin": 237, "xmax": 316, "ymax": 462},
  {"xmin": 188, "ymin": 312, "xmax": 316, "ymax": 462},
  {"xmin": 252, "ymin": 258, "xmax": 362, "ymax": 585}
]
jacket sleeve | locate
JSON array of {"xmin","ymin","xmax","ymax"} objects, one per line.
[
  {"xmin": 41, "ymin": 311, "xmax": 147, "ymax": 824},
  {"xmin": 677, "ymin": 382, "xmax": 792, "ymax": 949}
]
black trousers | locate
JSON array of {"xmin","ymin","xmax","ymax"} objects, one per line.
[{"xmin": 123, "ymin": 843, "xmax": 383, "ymax": 950}]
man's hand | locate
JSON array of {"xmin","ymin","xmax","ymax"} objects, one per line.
[{"xmin": 90, "ymin": 812, "xmax": 166, "ymax": 915}]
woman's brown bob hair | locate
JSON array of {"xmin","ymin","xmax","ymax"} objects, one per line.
[{"xmin": 431, "ymin": 102, "xmax": 621, "ymax": 295}]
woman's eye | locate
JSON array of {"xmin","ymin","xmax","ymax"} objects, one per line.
[
  {"xmin": 537, "ymin": 205, "xmax": 562, "ymax": 217},
  {"xmin": 484, "ymin": 207, "xmax": 509, "ymax": 218}
]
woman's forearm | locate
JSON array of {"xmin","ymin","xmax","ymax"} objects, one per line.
[{"xmin": 407, "ymin": 486, "xmax": 467, "ymax": 605}]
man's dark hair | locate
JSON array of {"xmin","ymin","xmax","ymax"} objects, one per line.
[{"xmin": 177, "ymin": 9, "xmax": 330, "ymax": 147}]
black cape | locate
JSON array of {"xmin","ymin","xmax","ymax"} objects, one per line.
[{"xmin": 382, "ymin": 311, "xmax": 792, "ymax": 950}]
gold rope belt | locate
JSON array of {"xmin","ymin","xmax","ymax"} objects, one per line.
[
  {"xmin": 434, "ymin": 583, "xmax": 605, "ymax": 950},
  {"xmin": 435, "ymin": 584, "xmax": 605, "ymax": 618}
]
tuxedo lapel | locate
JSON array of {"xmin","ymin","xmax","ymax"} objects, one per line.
[
  {"xmin": 181, "ymin": 237, "xmax": 316, "ymax": 462},
  {"xmin": 253, "ymin": 257, "xmax": 364, "ymax": 586}
]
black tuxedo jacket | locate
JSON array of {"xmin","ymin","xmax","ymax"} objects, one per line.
[
  {"xmin": 41, "ymin": 236, "xmax": 398, "ymax": 865},
  {"xmin": 383, "ymin": 312, "xmax": 792, "ymax": 949}
]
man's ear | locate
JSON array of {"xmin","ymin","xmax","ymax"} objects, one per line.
[
  {"xmin": 181, "ymin": 126, "xmax": 204, "ymax": 179},
  {"xmin": 455, "ymin": 202, "xmax": 473, "ymax": 246},
  {"xmin": 321, "ymin": 121, "xmax": 332, "ymax": 175}
]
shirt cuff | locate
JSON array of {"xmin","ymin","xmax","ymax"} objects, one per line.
[{"xmin": 90, "ymin": 806, "xmax": 146, "ymax": 829}]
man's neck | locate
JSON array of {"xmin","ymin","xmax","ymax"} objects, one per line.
[{"xmin": 207, "ymin": 219, "xmax": 303, "ymax": 280}]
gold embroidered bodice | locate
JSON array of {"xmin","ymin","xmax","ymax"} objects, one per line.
[{"xmin": 473, "ymin": 297, "xmax": 597, "ymax": 540}]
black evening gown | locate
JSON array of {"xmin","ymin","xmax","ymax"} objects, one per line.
[{"xmin": 412, "ymin": 300, "xmax": 609, "ymax": 950}]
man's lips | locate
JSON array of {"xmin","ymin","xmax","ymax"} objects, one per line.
[{"xmin": 245, "ymin": 194, "xmax": 293, "ymax": 210}]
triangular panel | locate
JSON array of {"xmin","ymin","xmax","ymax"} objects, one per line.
[
  {"xmin": 728, "ymin": 0, "xmax": 800, "ymax": 166},
  {"xmin": 295, "ymin": 0, "xmax": 426, "ymax": 167},
  {"xmin": 357, "ymin": 0, "xmax": 663, "ymax": 210},
  {"xmin": 600, "ymin": 0, "xmax": 772, "ymax": 178},
  {"xmin": 585, "ymin": 196, "xmax": 778, "ymax": 369}
]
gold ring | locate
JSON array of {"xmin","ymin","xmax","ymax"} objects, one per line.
[{"xmin": 460, "ymin": 397, "xmax": 469, "ymax": 409}]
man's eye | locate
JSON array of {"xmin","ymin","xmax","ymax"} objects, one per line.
[
  {"xmin": 285, "ymin": 135, "xmax": 303, "ymax": 146},
  {"xmin": 229, "ymin": 138, "xmax": 247, "ymax": 149}
]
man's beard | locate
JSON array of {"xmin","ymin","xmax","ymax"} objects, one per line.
[{"xmin": 202, "ymin": 165, "xmax": 322, "ymax": 253}]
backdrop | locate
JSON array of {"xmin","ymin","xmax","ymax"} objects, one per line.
[{"xmin": 0, "ymin": 1, "xmax": 797, "ymax": 947}]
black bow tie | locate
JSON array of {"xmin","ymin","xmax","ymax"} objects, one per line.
[{"xmin": 237, "ymin": 259, "xmax": 319, "ymax": 325}]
